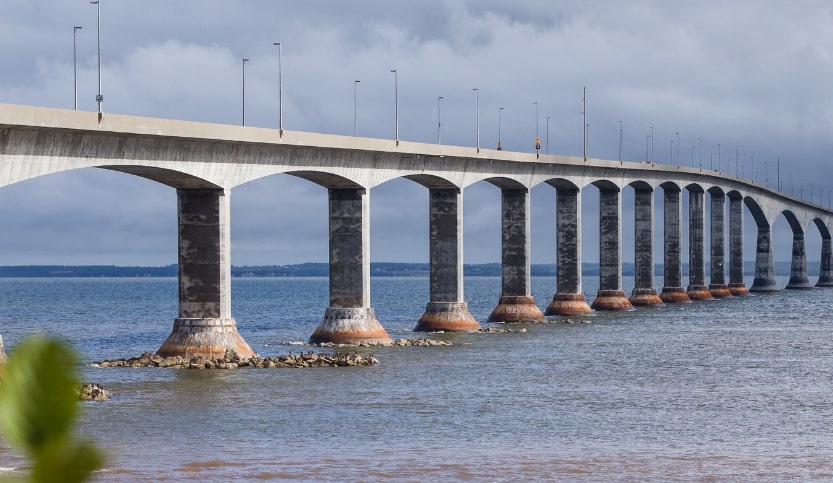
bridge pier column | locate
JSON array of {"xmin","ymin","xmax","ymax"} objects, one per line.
[
  {"xmin": 708, "ymin": 191, "xmax": 732, "ymax": 297},
  {"xmin": 786, "ymin": 230, "xmax": 813, "ymax": 289},
  {"xmin": 660, "ymin": 187, "xmax": 691, "ymax": 303},
  {"xmin": 414, "ymin": 188, "xmax": 479, "ymax": 331},
  {"xmin": 591, "ymin": 187, "xmax": 632, "ymax": 310},
  {"xmin": 545, "ymin": 187, "xmax": 592, "ymax": 315},
  {"xmin": 487, "ymin": 188, "xmax": 545, "ymax": 323},
  {"xmin": 629, "ymin": 187, "xmax": 662, "ymax": 305},
  {"xmin": 686, "ymin": 188, "xmax": 713, "ymax": 300},
  {"xmin": 728, "ymin": 194, "xmax": 749, "ymax": 295},
  {"xmin": 157, "ymin": 189, "xmax": 255, "ymax": 359},
  {"xmin": 309, "ymin": 188, "xmax": 391, "ymax": 344},
  {"xmin": 750, "ymin": 224, "xmax": 779, "ymax": 291},
  {"xmin": 817, "ymin": 238, "xmax": 833, "ymax": 286}
]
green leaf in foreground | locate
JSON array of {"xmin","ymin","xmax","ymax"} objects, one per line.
[{"xmin": 0, "ymin": 336, "xmax": 103, "ymax": 482}]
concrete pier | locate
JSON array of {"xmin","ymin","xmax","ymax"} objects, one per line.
[
  {"xmin": 818, "ymin": 237, "xmax": 833, "ymax": 286},
  {"xmin": 157, "ymin": 189, "xmax": 256, "ymax": 359},
  {"xmin": 591, "ymin": 186, "xmax": 632, "ymax": 310},
  {"xmin": 546, "ymin": 186, "xmax": 592, "ymax": 315},
  {"xmin": 686, "ymin": 188, "xmax": 713, "ymax": 300},
  {"xmin": 785, "ymin": 226, "xmax": 813, "ymax": 289},
  {"xmin": 629, "ymin": 186, "xmax": 662, "ymax": 306},
  {"xmin": 750, "ymin": 224, "xmax": 779, "ymax": 291},
  {"xmin": 487, "ymin": 188, "xmax": 546, "ymax": 323},
  {"xmin": 309, "ymin": 188, "xmax": 391, "ymax": 344},
  {"xmin": 708, "ymin": 190, "xmax": 732, "ymax": 297},
  {"xmin": 660, "ymin": 186, "xmax": 691, "ymax": 303},
  {"xmin": 414, "ymin": 188, "xmax": 479, "ymax": 331},
  {"xmin": 727, "ymin": 194, "xmax": 749, "ymax": 295}
]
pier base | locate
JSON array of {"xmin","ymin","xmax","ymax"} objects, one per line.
[
  {"xmin": 687, "ymin": 285, "xmax": 714, "ymax": 300},
  {"xmin": 728, "ymin": 283, "xmax": 750, "ymax": 295},
  {"xmin": 817, "ymin": 277, "xmax": 833, "ymax": 288},
  {"xmin": 414, "ymin": 302, "xmax": 480, "ymax": 332},
  {"xmin": 628, "ymin": 288, "xmax": 663, "ymax": 306},
  {"xmin": 309, "ymin": 308, "xmax": 392, "ymax": 345},
  {"xmin": 786, "ymin": 278, "xmax": 814, "ymax": 290},
  {"xmin": 708, "ymin": 284, "xmax": 734, "ymax": 298},
  {"xmin": 545, "ymin": 293, "xmax": 593, "ymax": 316},
  {"xmin": 486, "ymin": 296, "xmax": 546, "ymax": 323},
  {"xmin": 157, "ymin": 318, "xmax": 256, "ymax": 359},
  {"xmin": 660, "ymin": 287, "xmax": 692, "ymax": 303},
  {"xmin": 750, "ymin": 278, "xmax": 780, "ymax": 292},
  {"xmin": 591, "ymin": 290, "xmax": 633, "ymax": 311}
]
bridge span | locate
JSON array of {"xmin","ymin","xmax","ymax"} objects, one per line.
[{"xmin": 2, "ymin": 103, "xmax": 831, "ymax": 358}]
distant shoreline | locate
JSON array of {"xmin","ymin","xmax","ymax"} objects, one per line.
[{"xmin": 0, "ymin": 262, "xmax": 812, "ymax": 278}]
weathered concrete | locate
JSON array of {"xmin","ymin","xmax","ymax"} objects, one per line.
[
  {"xmin": 591, "ymin": 187, "xmax": 633, "ymax": 310},
  {"xmin": 660, "ymin": 187, "xmax": 692, "ymax": 303},
  {"xmin": 708, "ymin": 191, "xmax": 732, "ymax": 298},
  {"xmin": 630, "ymin": 187, "xmax": 662, "ymax": 305},
  {"xmin": 728, "ymin": 194, "xmax": 749, "ymax": 295},
  {"xmin": 157, "ymin": 189, "xmax": 256, "ymax": 359},
  {"xmin": 750, "ymin": 224, "xmax": 779, "ymax": 291},
  {"xmin": 818, "ymin": 238, "xmax": 833, "ymax": 287},
  {"xmin": 546, "ymin": 187, "xmax": 592, "ymax": 315},
  {"xmin": 786, "ymin": 229, "xmax": 813, "ymax": 289},
  {"xmin": 415, "ymin": 189, "xmax": 479, "ymax": 331},
  {"xmin": 487, "ymin": 189, "xmax": 545, "ymax": 323},
  {"xmin": 686, "ymin": 188, "xmax": 713, "ymax": 300},
  {"xmin": 309, "ymin": 188, "xmax": 391, "ymax": 344}
]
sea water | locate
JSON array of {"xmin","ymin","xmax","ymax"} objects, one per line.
[{"xmin": 1, "ymin": 275, "xmax": 833, "ymax": 481}]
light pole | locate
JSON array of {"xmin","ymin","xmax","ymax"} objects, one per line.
[
  {"xmin": 273, "ymin": 42, "xmax": 282, "ymax": 132},
  {"xmin": 618, "ymin": 120, "xmax": 623, "ymax": 162},
  {"xmin": 241, "ymin": 58, "xmax": 249, "ymax": 126},
  {"xmin": 582, "ymin": 86, "xmax": 587, "ymax": 162},
  {"xmin": 497, "ymin": 107, "xmax": 504, "ymax": 150},
  {"xmin": 777, "ymin": 156, "xmax": 781, "ymax": 191},
  {"xmin": 671, "ymin": 140, "xmax": 674, "ymax": 165},
  {"xmin": 473, "ymin": 88, "xmax": 479, "ymax": 152},
  {"xmin": 546, "ymin": 116, "xmax": 551, "ymax": 154},
  {"xmin": 437, "ymin": 96, "xmax": 443, "ymax": 145},
  {"xmin": 649, "ymin": 126, "xmax": 654, "ymax": 162},
  {"xmin": 73, "ymin": 25, "xmax": 82, "ymax": 110},
  {"xmin": 735, "ymin": 149, "xmax": 739, "ymax": 177},
  {"xmin": 710, "ymin": 152, "xmax": 714, "ymax": 170},
  {"xmin": 646, "ymin": 134, "xmax": 650, "ymax": 162},
  {"xmin": 534, "ymin": 101, "xmax": 539, "ymax": 139},
  {"xmin": 698, "ymin": 137, "xmax": 702, "ymax": 169},
  {"xmin": 391, "ymin": 69, "xmax": 398, "ymax": 144},
  {"xmin": 675, "ymin": 131, "xmax": 680, "ymax": 165},
  {"xmin": 353, "ymin": 80, "xmax": 360, "ymax": 136},
  {"xmin": 717, "ymin": 143, "xmax": 721, "ymax": 172},
  {"xmin": 90, "ymin": 1, "xmax": 102, "ymax": 116},
  {"xmin": 750, "ymin": 155, "xmax": 754, "ymax": 181},
  {"xmin": 690, "ymin": 146, "xmax": 695, "ymax": 167}
]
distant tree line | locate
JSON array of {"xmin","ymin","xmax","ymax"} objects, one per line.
[{"xmin": 0, "ymin": 261, "xmax": 814, "ymax": 277}]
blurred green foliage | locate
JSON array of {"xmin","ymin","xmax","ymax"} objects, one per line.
[{"xmin": 0, "ymin": 337, "xmax": 103, "ymax": 482}]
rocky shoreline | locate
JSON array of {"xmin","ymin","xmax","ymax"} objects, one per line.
[{"xmin": 90, "ymin": 349, "xmax": 379, "ymax": 369}]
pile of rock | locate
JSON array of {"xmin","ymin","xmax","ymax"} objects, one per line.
[
  {"xmin": 90, "ymin": 349, "xmax": 379, "ymax": 369},
  {"xmin": 314, "ymin": 338, "xmax": 453, "ymax": 348},
  {"xmin": 478, "ymin": 327, "xmax": 528, "ymax": 333},
  {"xmin": 79, "ymin": 383, "xmax": 111, "ymax": 401}
]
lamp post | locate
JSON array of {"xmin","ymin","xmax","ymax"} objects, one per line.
[
  {"xmin": 73, "ymin": 25, "xmax": 82, "ymax": 110},
  {"xmin": 698, "ymin": 137, "xmax": 702, "ymax": 169},
  {"xmin": 735, "ymin": 149, "xmax": 739, "ymax": 177},
  {"xmin": 534, "ymin": 101, "xmax": 539, "ymax": 139},
  {"xmin": 437, "ymin": 96, "xmax": 443, "ymax": 145},
  {"xmin": 497, "ymin": 107, "xmax": 504, "ymax": 150},
  {"xmin": 690, "ymin": 146, "xmax": 695, "ymax": 167},
  {"xmin": 649, "ymin": 126, "xmax": 654, "ymax": 162},
  {"xmin": 675, "ymin": 131, "xmax": 680, "ymax": 165},
  {"xmin": 353, "ymin": 80, "xmax": 359, "ymax": 136},
  {"xmin": 273, "ymin": 42, "xmax": 282, "ymax": 132},
  {"xmin": 391, "ymin": 69, "xmax": 398, "ymax": 144},
  {"xmin": 671, "ymin": 140, "xmax": 674, "ymax": 165},
  {"xmin": 618, "ymin": 120, "xmax": 623, "ymax": 162},
  {"xmin": 717, "ymin": 143, "xmax": 721, "ymax": 172},
  {"xmin": 473, "ymin": 88, "xmax": 479, "ymax": 152},
  {"xmin": 241, "ymin": 58, "xmax": 249, "ymax": 126},
  {"xmin": 750, "ymin": 155, "xmax": 754, "ymax": 181},
  {"xmin": 89, "ymin": 1, "xmax": 102, "ymax": 116}
]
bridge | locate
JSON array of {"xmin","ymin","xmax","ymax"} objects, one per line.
[{"xmin": 2, "ymin": 103, "xmax": 831, "ymax": 358}]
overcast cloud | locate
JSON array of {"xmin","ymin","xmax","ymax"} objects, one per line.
[{"xmin": 1, "ymin": 1, "xmax": 832, "ymax": 267}]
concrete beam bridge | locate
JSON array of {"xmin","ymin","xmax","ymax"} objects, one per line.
[{"xmin": 2, "ymin": 103, "xmax": 831, "ymax": 357}]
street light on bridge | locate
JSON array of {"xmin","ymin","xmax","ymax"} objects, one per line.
[
  {"xmin": 241, "ymin": 58, "xmax": 249, "ymax": 126},
  {"xmin": 73, "ymin": 25, "xmax": 82, "ymax": 111},
  {"xmin": 675, "ymin": 132, "xmax": 680, "ymax": 165},
  {"xmin": 473, "ymin": 88, "xmax": 479, "ymax": 153},
  {"xmin": 353, "ymin": 80, "xmax": 360, "ymax": 137},
  {"xmin": 89, "ymin": 1, "xmax": 102, "ymax": 116},
  {"xmin": 273, "ymin": 42, "xmax": 282, "ymax": 133},
  {"xmin": 546, "ymin": 116, "xmax": 551, "ymax": 154},
  {"xmin": 497, "ymin": 107, "xmax": 504, "ymax": 150},
  {"xmin": 437, "ymin": 96, "xmax": 443, "ymax": 145},
  {"xmin": 391, "ymin": 69, "xmax": 398, "ymax": 145}
]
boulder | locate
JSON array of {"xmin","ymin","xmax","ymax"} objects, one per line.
[{"xmin": 80, "ymin": 383, "xmax": 111, "ymax": 401}]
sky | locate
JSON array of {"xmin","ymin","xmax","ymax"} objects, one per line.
[{"xmin": 1, "ymin": 0, "xmax": 832, "ymax": 267}]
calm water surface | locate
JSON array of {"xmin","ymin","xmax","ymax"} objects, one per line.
[{"xmin": 1, "ymin": 276, "xmax": 833, "ymax": 481}]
